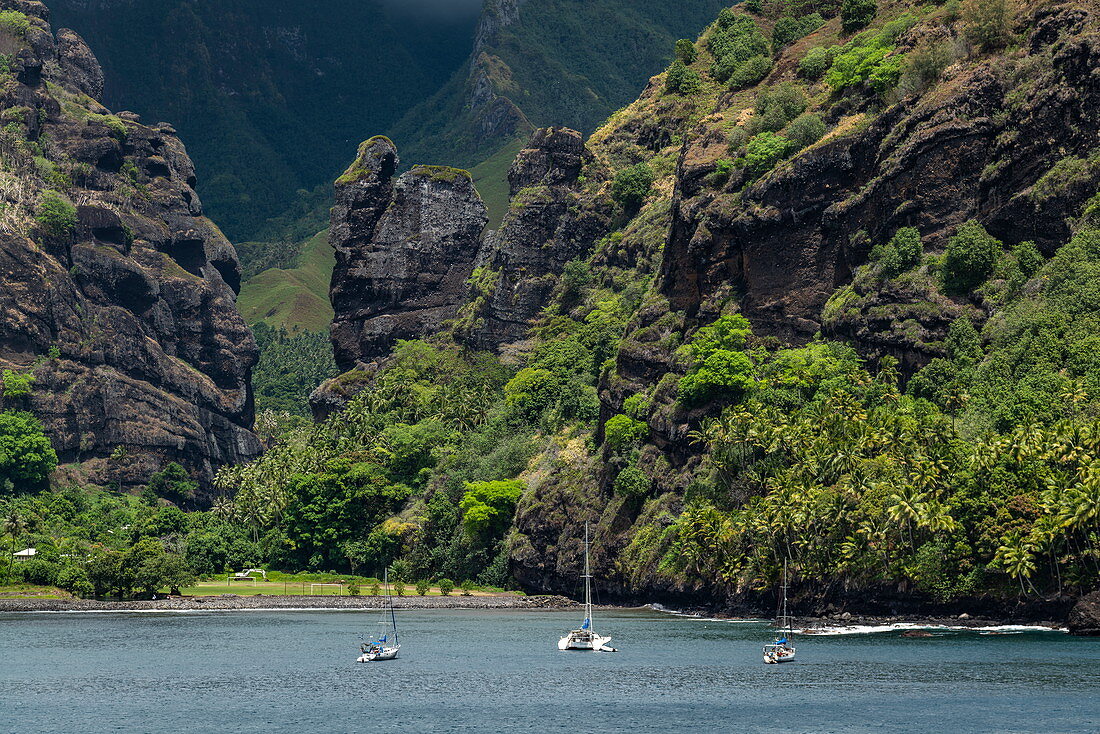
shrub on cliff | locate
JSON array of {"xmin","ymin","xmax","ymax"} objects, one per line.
[
  {"xmin": 744, "ymin": 132, "xmax": 794, "ymax": 177},
  {"xmin": 729, "ymin": 55, "xmax": 773, "ymax": 89},
  {"xmin": 1, "ymin": 369, "xmax": 33, "ymax": 401},
  {"xmin": 145, "ymin": 462, "xmax": 197, "ymax": 505},
  {"xmin": 772, "ymin": 13, "xmax": 824, "ymax": 49},
  {"xmin": 943, "ymin": 220, "xmax": 1002, "ymax": 293},
  {"xmin": 871, "ymin": 227, "xmax": 923, "ymax": 276},
  {"xmin": 798, "ymin": 46, "xmax": 838, "ymax": 79},
  {"xmin": 708, "ymin": 14, "xmax": 769, "ymax": 82},
  {"xmin": 35, "ymin": 192, "xmax": 76, "ymax": 239},
  {"xmin": 826, "ymin": 41, "xmax": 902, "ymax": 94},
  {"xmin": 0, "ymin": 10, "xmax": 29, "ymax": 38},
  {"xmin": 614, "ymin": 465, "xmax": 651, "ymax": 499},
  {"xmin": 678, "ymin": 314, "xmax": 755, "ymax": 405},
  {"xmin": 786, "ymin": 112, "xmax": 827, "ymax": 150},
  {"xmin": 749, "ymin": 83, "xmax": 807, "ymax": 134},
  {"xmin": 841, "ymin": 0, "xmax": 877, "ymax": 32},
  {"xmin": 611, "ymin": 163, "xmax": 654, "ymax": 211},
  {"xmin": 504, "ymin": 367, "xmax": 561, "ymax": 422},
  {"xmin": 604, "ymin": 414, "xmax": 648, "ymax": 453},
  {"xmin": 0, "ymin": 411, "xmax": 57, "ymax": 492},
  {"xmin": 675, "ymin": 38, "xmax": 698, "ymax": 64},
  {"xmin": 665, "ymin": 60, "xmax": 702, "ymax": 95}
]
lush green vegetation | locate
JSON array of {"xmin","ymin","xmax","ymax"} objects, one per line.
[
  {"xmin": 219, "ymin": 285, "xmax": 640, "ymax": 584},
  {"xmin": 251, "ymin": 324, "xmax": 338, "ymax": 416},
  {"xmin": 0, "ymin": 412, "xmax": 57, "ymax": 493},
  {"xmin": 237, "ymin": 229, "xmax": 335, "ymax": 333},
  {"xmin": 649, "ymin": 220, "xmax": 1100, "ymax": 600}
]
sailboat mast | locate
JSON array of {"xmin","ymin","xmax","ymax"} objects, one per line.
[
  {"xmin": 584, "ymin": 521, "xmax": 592, "ymax": 627},
  {"xmin": 781, "ymin": 559, "xmax": 791, "ymax": 636}
]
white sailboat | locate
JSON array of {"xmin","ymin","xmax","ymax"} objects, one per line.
[
  {"xmin": 357, "ymin": 568, "xmax": 400, "ymax": 662},
  {"xmin": 558, "ymin": 522, "xmax": 616, "ymax": 652},
  {"xmin": 762, "ymin": 560, "xmax": 796, "ymax": 664}
]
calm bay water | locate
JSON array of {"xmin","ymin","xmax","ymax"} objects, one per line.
[{"xmin": 1, "ymin": 608, "xmax": 1098, "ymax": 733}]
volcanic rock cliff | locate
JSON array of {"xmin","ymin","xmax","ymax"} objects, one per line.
[
  {"xmin": 327, "ymin": 137, "xmax": 488, "ymax": 372},
  {"xmin": 469, "ymin": 127, "xmax": 612, "ymax": 350},
  {"xmin": 0, "ymin": 0, "xmax": 259, "ymax": 495},
  {"xmin": 658, "ymin": 4, "xmax": 1100, "ymax": 369}
]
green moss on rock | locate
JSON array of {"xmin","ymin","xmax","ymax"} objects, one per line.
[
  {"xmin": 409, "ymin": 165, "xmax": 473, "ymax": 185},
  {"xmin": 336, "ymin": 135, "xmax": 397, "ymax": 186}
]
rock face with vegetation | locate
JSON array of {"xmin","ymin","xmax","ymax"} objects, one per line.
[
  {"xmin": 468, "ymin": 126, "xmax": 613, "ymax": 350},
  {"xmin": 0, "ymin": 0, "xmax": 258, "ymax": 495},
  {"xmin": 328, "ymin": 137, "xmax": 488, "ymax": 372},
  {"xmin": 202, "ymin": 0, "xmax": 1100, "ymax": 623}
]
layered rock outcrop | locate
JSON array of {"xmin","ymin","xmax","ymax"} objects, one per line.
[
  {"xmin": 320, "ymin": 127, "xmax": 608, "ymax": 390},
  {"xmin": 470, "ymin": 127, "xmax": 611, "ymax": 350},
  {"xmin": 327, "ymin": 136, "xmax": 488, "ymax": 372},
  {"xmin": 659, "ymin": 5, "xmax": 1100, "ymax": 364},
  {"xmin": 0, "ymin": 0, "xmax": 258, "ymax": 496}
]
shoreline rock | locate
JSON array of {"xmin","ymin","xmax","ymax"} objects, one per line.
[
  {"xmin": 1068, "ymin": 590, "xmax": 1100, "ymax": 636},
  {"xmin": 0, "ymin": 594, "xmax": 578, "ymax": 614}
]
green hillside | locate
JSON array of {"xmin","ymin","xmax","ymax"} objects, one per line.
[
  {"xmin": 50, "ymin": 0, "xmax": 479, "ymax": 242},
  {"xmin": 389, "ymin": 0, "xmax": 730, "ymax": 174},
  {"xmin": 237, "ymin": 230, "xmax": 334, "ymax": 333}
]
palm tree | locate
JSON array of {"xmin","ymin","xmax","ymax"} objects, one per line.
[
  {"xmin": 995, "ymin": 533, "xmax": 1038, "ymax": 594},
  {"xmin": 886, "ymin": 484, "xmax": 927, "ymax": 553}
]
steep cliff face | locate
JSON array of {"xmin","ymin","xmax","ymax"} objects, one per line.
[
  {"xmin": 327, "ymin": 137, "xmax": 488, "ymax": 373},
  {"xmin": 659, "ymin": 5, "xmax": 1100, "ymax": 367},
  {"xmin": 469, "ymin": 127, "xmax": 612, "ymax": 350},
  {"xmin": 0, "ymin": 0, "xmax": 259, "ymax": 495}
]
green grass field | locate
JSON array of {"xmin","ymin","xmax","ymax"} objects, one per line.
[
  {"xmin": 471, "ymin": 137, "xmax": 525, "ymax": 227},
  {"xmin": 0, "ymin": 584, "xmax": 70, "ymax": 599},
  {"xmin": 237, "ymin": 228, "xmax": 335, "ymax": 332}
]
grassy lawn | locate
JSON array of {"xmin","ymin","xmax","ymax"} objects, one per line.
[{"xmin": 0, "ymin": 584, "xmax": 70, "ymax": 599}]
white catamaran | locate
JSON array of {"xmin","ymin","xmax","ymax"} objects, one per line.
[
  {"xmin": 762, "ymin": 560, "xmax": 796, "ymax": 664},
  {"xmin": 357, "ymin": 568, "xmax": 400, "ymax": 662},
  {"xmin": 558, "ymin": 522, "xmax": 616, "ymax": 652}
]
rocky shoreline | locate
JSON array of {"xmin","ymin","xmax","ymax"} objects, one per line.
[
  {"xmin": 644, "ymin": 603, "xmax": 1069, "ymax": 632},
  {"xmin": 0, "ymin": 594, "xmax": 578, "ymax": 613}
]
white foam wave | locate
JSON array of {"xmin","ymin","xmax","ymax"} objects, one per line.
[{"xmin": 801, "ymin": 622, "xmax": 1066, "ymax": 636}]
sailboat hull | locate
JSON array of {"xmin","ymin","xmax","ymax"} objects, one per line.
[
  {"xmin": 762, "ymin": 645, "xmax": 795, "ymax": 664},
  {"xmin": 357, "ymin": 645, "xmax": 400, "ymax": 662},
  {"xmin": 558, "ymin": 632, "xmax": 613, "ymax": 651}
]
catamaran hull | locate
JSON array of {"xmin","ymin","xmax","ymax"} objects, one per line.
[
  {"xmin": 357, "ymin": 646, "xmax": 399, "ymax": 662},
  {"xmin": 558, "ymin": 634, "xmax": 613, "ymax": 651}
]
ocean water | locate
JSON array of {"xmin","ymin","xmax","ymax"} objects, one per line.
[{"xmin": 1, "ymin": 607, "xmax": 1097, "ymax": 733}]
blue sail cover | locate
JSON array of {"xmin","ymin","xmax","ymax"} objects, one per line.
[
  {"xmin": 581, "ymin": 618, "xmax": 590, "ymax": 630},
  {"xmin": 777, "ymin": 637, "xmax": 787, "ymax": 645},
  {"xmin": 379, "ymin": 635, "xmax": 387, "ymax": 643}
]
